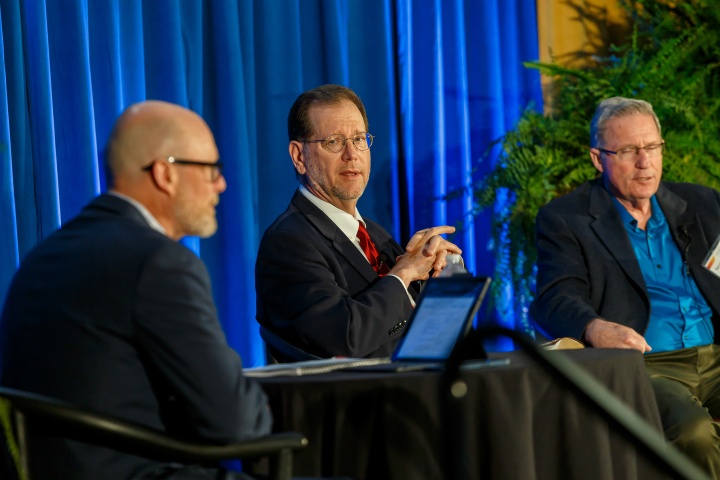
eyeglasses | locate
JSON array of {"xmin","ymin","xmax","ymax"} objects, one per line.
[
  {"xmin": 597, "ymin": 141, "xmax": 665, "ymax": 162},
  {"xmin": 303, "ymin": 133, "xmax": 374, "ymax": 153},
  {"xmin": 142, "ymin": 156, "xmax": 224, "ymax": 182}
]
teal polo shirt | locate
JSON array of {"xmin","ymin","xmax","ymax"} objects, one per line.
[{"xmin": 612, "ymin": 195, "xmax": 713, "ymax": 353}]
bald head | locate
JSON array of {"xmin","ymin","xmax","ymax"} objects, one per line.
[
  {"xmin": 105, "ymin": 100, "xmax": 225, "ymax": 240},
  {"xmin": 107, "ymin": 100, "xmax": 216, "ymax": 182}
]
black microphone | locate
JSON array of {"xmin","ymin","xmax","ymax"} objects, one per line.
[{"xmin": 377, "ymin": 253, "xmax": 389, "ymax": 273}]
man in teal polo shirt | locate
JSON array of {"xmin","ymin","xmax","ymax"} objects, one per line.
[{"xmin": 533, "ymin": 96, "xmax": 720, "ymax": 476}]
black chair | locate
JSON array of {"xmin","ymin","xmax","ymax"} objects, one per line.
[
  {"xmin": 260, "ymin": 326, "xmax": 321, "ymax": 363},
  {"xmin": 0, "ymin": 386, "xmax": 307, "ymax": 480}
]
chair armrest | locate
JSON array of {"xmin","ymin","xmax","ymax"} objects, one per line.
[{"xmin": 0, "ymin": 387, "xmax": 307, "ymax": 463}]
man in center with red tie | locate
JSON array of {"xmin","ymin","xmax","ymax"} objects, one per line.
[{"xmin": 255, "ymin": 84, "xmax": 462, "ymax": 361}]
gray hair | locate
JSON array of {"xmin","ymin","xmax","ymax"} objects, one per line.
[{"xmin": 590, "ymin": 97, "xmax": 661, "ymax": 148}]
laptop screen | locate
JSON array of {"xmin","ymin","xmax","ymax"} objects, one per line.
[{"xmin": 392, "ymin": 276, "xmax": 491, "ymax": 362}]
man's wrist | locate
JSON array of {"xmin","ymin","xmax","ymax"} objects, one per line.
[
  {"xmin": 387, "ymin": 265, "xmax": 417, "ymax": 288},
  {"xmin": 385, "ymin": 274, "xmax": 416, "ymax": 307},
  {"xmin": 582, "ymin": 317, "xmax": 605, "ymax": 346}
]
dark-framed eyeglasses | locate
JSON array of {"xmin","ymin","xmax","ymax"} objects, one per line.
[
  {"xmin": 597, "ymin": 141, "xmax": 665, "ymax": 162},
  {"xmin": 142, "ymin": 156, "xmax": 224, "ymax": 182},
  {"xmin": 302, "ymin": 133, "xmax": 374, "ymax": 153}
]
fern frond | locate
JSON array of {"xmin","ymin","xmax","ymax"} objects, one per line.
[{"xmin": 472, "ymin": 0, "xmax": 720, "ymax": 325}]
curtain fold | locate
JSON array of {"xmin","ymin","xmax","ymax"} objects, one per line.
[
  {"xmin": 0, "ymin": 5, "xmax": 19, "ymax": 304},
  {"xmin": 21, "ymin": 0, "xmax": 61, "ymax": 240},
  {"xmin": 1, "ymin": 0, "xmax": 541, "ymax": 365},
  {"xmin": 398, "ymin": 0, "xmax": 542, "ymax": 341},
  {"xmin": 47, "ymin": 0, "xmax": 100, "ymax": 220},
  {"xmin": 202, "ymin": 0, "xmax": 263, "ymax": 361}
]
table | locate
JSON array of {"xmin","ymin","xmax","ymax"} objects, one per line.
[{"xmin": 253, "ymin": 349, "xmax": 671, "ymax": 480}]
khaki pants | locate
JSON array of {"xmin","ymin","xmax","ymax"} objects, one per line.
[{"xmin": 645, "ymin": 344, "xmax": 720, "ymax": 478}]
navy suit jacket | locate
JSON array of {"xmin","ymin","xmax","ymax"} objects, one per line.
[
  {"xmin": 255, "ymin": 190, "xmax": 418, "ymax": 358},
  {"xmin": 0, "ymin": 194, "xmax": 271, "ymax": 479},
  {"xmin": 533, "ymin": 178, "xmax": 720, "ymax": 341}
]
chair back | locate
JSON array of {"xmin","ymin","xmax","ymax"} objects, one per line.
[
  {"xmin": 260, "ymin": 326, "xmax": 321, "ymax": 363},
  {"xmin": 0, "ymin": 386, "xmax": 307, "ymax": 480}
]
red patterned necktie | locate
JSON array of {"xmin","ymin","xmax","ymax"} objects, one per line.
[{"xmin": 357, "ymin": 222, "xmax": 382, "ymax": 273}]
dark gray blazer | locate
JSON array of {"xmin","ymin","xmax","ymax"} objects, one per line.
[
  {"xmin": 255, "ymin": 189, "xmax": 418, "ymax": 358},
  {"xmin": 0, "ymin": 194, "xmax": 271, "ymax": 479},
  {"xmin": 532, "ymin": 178, "xmax": 720, "ymax": 341}
]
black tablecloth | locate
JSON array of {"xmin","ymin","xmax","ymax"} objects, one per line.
[{"xmin": 254, "ymin": 348, "xmax": 671, "ymax": 480}]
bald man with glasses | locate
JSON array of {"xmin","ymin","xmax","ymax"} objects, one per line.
[
  {"xmin": 532, "ymin": 96, "xmax": 720, "ymax": 476},
  {"xmin": 0, "ymin": 100, "xmax": 272, "ymax": 479},
  {"xmin": 255, "ymin": 84, "xmax": 462, "ymax": 361}
]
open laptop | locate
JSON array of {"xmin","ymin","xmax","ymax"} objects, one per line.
[
  {"xmin": 344, "ymin": 275, "xmax": 493, "ymax": 372},
  {"xmin": 244, "ymin": 275, "xmax": 497, "ymax": 377}
]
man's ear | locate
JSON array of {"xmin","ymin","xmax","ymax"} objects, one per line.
[
  {"xmin": 147, "ymin": 161, "xmax": 177, "ymax": 195},
  {"xmin": 589, "ymin": 148, "xmax": 604, "ymax": 173},
  {"xmin": 289, "ymin": 141, "xmax": 307, "ymax": 175}
]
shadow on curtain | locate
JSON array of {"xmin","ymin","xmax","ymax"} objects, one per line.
[{"xmin": 0, "ymin": 0, "xmax": 541, "ymax": 366}]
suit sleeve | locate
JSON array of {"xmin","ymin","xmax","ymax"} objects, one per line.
[
  {"xmin": 532, "ymin": 205, "xmax": 604, "ymax": 340},
  {"xmin": 256, "ymin": 225, "xmax": 414, "ymax": 358},
  {"xmin": 134, "ymin": 242, "xmax": 272, "ymax": 442}
]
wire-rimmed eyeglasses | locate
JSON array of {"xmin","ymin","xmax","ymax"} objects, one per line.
[
  {"xmin": 142, "ymin": 156, "xmax": 224, "ymax": 182},
  {"xmin": 302, "ymin": 133, "xmax": 374, "ymax": 153},
  {"xmin": 597, "ymin": 141, "xmax": 665, "ymax": 162}
]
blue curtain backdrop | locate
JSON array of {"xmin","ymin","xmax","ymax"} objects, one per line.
[{"xmin": 0, "ymin": 0, "xmax": 542, "ymax": 366}]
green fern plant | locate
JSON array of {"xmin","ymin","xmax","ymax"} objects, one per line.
[{"xmin": 475, "ymin": 0, "xmax": 720, "ymax": 333}]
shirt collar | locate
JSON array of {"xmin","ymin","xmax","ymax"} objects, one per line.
[
  {"xmin": 299, "ymin": 185, "xmax": 365, "ymax": 241},
  {"xmin": 609, "ymin": 192, "xmax": 665, "ymax": 231},
  {"xmin": 108, "ymin": 190, "xmax": 167, "ymax": 235}
]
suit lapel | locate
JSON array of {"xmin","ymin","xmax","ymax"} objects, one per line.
[
  {"xmin": 656, "ymin": 185, "xmax": 698, "ymax": 253},
  {"xmin": 290, "ymin": 190, "xmax": 379, "ymax": 283},
  {"xmin": 366, "ymin": 221, "xmax": 422, "ymax": 299},
  {"xmin": 655, "ymin": 186, "xmax": 720, "ymax": 315},
  {"xmin": 588, "ymin": 180, "xmax": 647, "ymax": 291},
  {"xmin": 367, "ymin": 223, "xmax": 397, "ymax": 269}
]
